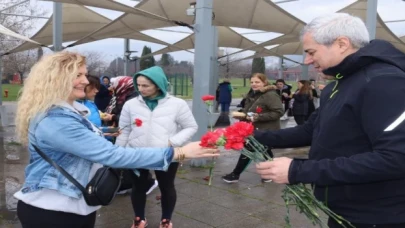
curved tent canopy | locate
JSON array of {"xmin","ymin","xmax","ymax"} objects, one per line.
[
  {"xmin": 136, "ymin": 0, "xmax": 306, "ymax": 34},
  {"xmin": 7, "ymin": 3, "xmax": 111, "ymax": 54},
  {"xmin": 147, "ymin": 27, "xmax": 268, "ymax": 56},
  {"xmin": 67, "ymin": 12, "xmax": 170, "ymax": 47},
  {"xmin": 338, "ymin": 0, "xmax": 405, "ymax": 53},
  {"xmin": 0, "ymin": 24, "xmax": 40, "ymax": 45},
  {"xmin": 41, "ymin": 0, "xmax": 170, "ymax": 21},
  {"xmin": 43, "ymin": 0, "xmax": 306, "ymax": 42}
]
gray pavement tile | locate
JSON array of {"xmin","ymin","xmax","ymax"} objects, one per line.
[
  {"xmin": 175, "ymin": 200, "xmax": 248, "ymax": 227},
  {"xmin": 95, "ymin": 219, "xmax": 132, "ymax": 228},
  {"xmin": 240, "ymin": 183, "xmax": 287, "ymax": 206},
  {"xmin": 217, "ymin": 215, "xmax": 283, "ymax": 228},
  {"xmin": 253, "ymin": 205, "xmax": 325, "ymax": 228},
  {"xmin": 206, "ymin": 193, "xmax": 270, "ymax": 215},
  {"xmin": 175, "ymin": 181, "xmax": 228, "ymax": 200},
  {"xmin": 95, "ymin": 207, "xmax": 127, "ymax": 226}
]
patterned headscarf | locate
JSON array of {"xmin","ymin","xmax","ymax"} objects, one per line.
[{"xmin": 105, "ymin": 76, "xmax": 134, "ymax": 114}]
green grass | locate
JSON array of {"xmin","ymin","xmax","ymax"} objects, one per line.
[
  {"xmin": 0, "ymin": 79, "xmax": 299, "ymax": 101},
  {"xmin": 2, "ymin": 84, "xmax": 22, "ymax": 101},
  {"xmin": 171, "ymin": 78, "xmax": 299, "ymax": 99}
]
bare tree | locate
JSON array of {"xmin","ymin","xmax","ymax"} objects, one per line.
[
  {"xmin": 0, "ymin": 0, "xmax": 47, "ymax": 52},
  {"xmin": 0, "ymin": 1, "xmax": 48, "ymax": 83},
  {"xmin": 81, "ymin": 50, "xmax": 107, "ymax": 76},
  {"xmin": 218, "ymin": 49, "xmax": 251, "ymax": 79},
  {"xmin": 105, "ymin": 58, "xmax": 125, "ymax": 77},
  {"xmin": 3, "ymin": 49, "xmax": 38, "ymax": 84}
]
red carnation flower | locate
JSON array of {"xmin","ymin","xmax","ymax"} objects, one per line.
[
  {"xmin": 256, "ymin": 106, "xmax": 263, "ymax": 113},
  {"xmin": 134, "ymin": 118, "xmax": 142, "ymax": 127},
  {"xmin": 201, "ymin": 95, "xmax": 215, "ymax": 102}
]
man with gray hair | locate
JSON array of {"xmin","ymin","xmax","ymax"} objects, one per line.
[{"xmin": 253, "ymin": 13, "xmax": 405, "ymax": 227}]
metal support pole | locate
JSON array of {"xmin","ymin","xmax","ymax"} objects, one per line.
[
  {"xmin": 52, "ymin": 2, "xmax": 63, "ymax": 52},
  {"xmin": 124, "ymin": 39, "xmax": 130, "ymax": 75},
  {"xmin": 190, "ymin": 0, "xmax": 214, "ymax": 167},
  {"xmin": 366, "ymin": 0, "xmax": 378, "ymax": 39},
  {"xmin": 0, "ymin": 57, "xmax": 2, "ymax": 106},
  {"xmin": 278, "ymin": 57, "xmax": 283, "ymax": 79},
  {"xmin": 211, "ymin": 26, "xmax": 219, "ymax": 100}
]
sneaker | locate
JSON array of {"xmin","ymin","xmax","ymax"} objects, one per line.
[
  {"xmin": 222, "ymin": 173, "xmax": 239, "ymax": 183},
  {"xmin": 117, "ymin": 189, "xmax": 130, "ymax": 195},
  {"xmin": 146, "ymin": 180, "xmax": 158, "ymax": 195},
  {"xmin": 160, "ymin": 219, "xmax": 173, "ymax": 228},
  {"xmin": 262, "ymin": 179, "xmax": 273, "ymax": 183},
  {"xmin": 131, "ymin": 217, "xmax": 148, "ymax": 228}
]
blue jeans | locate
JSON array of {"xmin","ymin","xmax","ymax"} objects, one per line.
[{"xmin": 220, "ymin": 103, "xmax": 230, "ymax": 112}]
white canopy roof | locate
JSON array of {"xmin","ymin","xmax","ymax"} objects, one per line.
[
  {"xmin": 40, "ymin": 0, "xmax": 305, "ymax": 50},
  {"xmin": 148, "ymin": 27, "xmax": 268, "ymax": 56},
  {"xmin": 339, "ymin": 0, "xmax": 405, "ymax": 53},
  {"xmin": 0, "ymin": 24, "xmax": 40, "ymax": 46},
  {"xmin": 44, "ymin": 0, "xmax": 306, "ymax": 33},
  {"xmin": 67, "ymin": 13, "xmax": 170, "ymax": 47},
  {"xmin": 7, "ymin": 3, "xmax": 111, "ymax": 54},
  {"xmin": 232, "ymin": 0, "xmax": 405, "ymax": 61},
  {"xmin": 40, "ymin": 0, "xmax": 170, "ymax": 20}
]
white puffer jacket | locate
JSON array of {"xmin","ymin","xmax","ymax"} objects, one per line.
[{"xmin": 115, "ymin": 95, "xmax": 198, "ymax": 148}]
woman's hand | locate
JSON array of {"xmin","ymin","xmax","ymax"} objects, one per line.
[
  {"xmin": 101, "ymin": 113, "xmax": 113, "ymax": 121},
  {"xmin": 176, "ymin": 141, "xmax": 220, "ymax": 160}
]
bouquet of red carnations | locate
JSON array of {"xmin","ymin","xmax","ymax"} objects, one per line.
[{"xmin": 200, "ymin": 121, "xmax": 354, "ymax": 228}]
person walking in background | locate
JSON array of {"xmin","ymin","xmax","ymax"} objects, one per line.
[
  {"xmin": 217, "ymin": 79, "xmax": 232, "ymax": 115},
  {"xmin": 222, "ymin": 73, "xmax": 283, "ymax": 183},
  {"xmin": 116, "ymin": 66, "xmax": 198, "ymax": 228},
  {"xmin": 94, "ymin": 76, "xmax": 112, "ymax": 112},
  {"xmin": 292, "ymin": 80, "xmax": 313, "ymax": 125},
  {"xmin": 274, "ymin": 79, "xmax": 291, "ymax": 118}
]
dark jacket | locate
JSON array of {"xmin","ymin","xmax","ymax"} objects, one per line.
[
  {"xmin": 218, "ymin": 82, "xmax": 232, "ymax": 103},
  {"xmin": 292, "ymin": 92, "xmax": 311, "ymax": 116},
  {"xmin": 94, "ymin": 77, "xmax": 112, "ymax": 112},
  {"xmin": 255, "ymin": 40, "xmax": 405, "ymax": 224},
  {"xmin": 243, "ymin": 86, "xmax": 284, "ymax": 130},
  {"xmin": 109, "ymin": 91, "xmax": 138, "ymax": 125},
  {"xmin": 275, "ymin": 88, "xmax": 291, "ymax": 112}
]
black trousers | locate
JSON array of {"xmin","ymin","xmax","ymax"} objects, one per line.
[
  {"xmin": 328, "ymin": 218, "xmax": 405, "ymax": 228},
  {"xmin": 233, "ymin": 148, "xmax": 274, "ymax": 176},
  {"xmin": 131, "ymin": 163, "xmax": 179, "ymax": 221},
  {"xmin": 17, "ymin": 200, "xmax": 96, "ymax": 228}
]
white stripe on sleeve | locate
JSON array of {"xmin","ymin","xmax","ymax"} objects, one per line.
[{"xmin": 384, "ymin": 111, "xmax": 405, "ymax": 132}]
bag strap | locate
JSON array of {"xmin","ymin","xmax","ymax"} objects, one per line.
[{"xmin": 32, "ymin": 144, "xmax": 87, "ymax": 194}]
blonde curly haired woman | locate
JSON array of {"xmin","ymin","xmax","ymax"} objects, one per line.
[{"xmin": 14, "ymin": 52, "xmax": 219, "ymax": 228}]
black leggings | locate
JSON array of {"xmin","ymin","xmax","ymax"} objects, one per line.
[
  {"xmin": 131, "ymin": 162, "xmax": 179, "ymax": 221},
  {"xmin": 17, "ymin": 200, "xmax": 96, "ymax": 228},
  {"xmin": 232, "ymin": 148, "xmax": 274, "ymax": 176}
]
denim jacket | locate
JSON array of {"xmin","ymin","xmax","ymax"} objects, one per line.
[{"xmin": 21, "ymin": 103, "xmax": 173, "ymax": 199}]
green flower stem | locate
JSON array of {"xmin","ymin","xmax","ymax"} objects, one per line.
[
  {"xmin": 207, "ymin": 104, "xmax": 214, "ymax": 185},
  {"xmin": 208, "ymin": 157, "xmax": 216, "ymax": 186},
  {"xmin": 238, "ymin": 136, "xmax": 355, "ymax": 228}
]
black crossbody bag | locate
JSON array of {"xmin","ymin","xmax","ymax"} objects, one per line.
[{"xmin": 32, "ymin": 144, "xmax": 122, "ymax": 206}]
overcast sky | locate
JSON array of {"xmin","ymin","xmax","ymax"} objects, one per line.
[{"xmin": 23, "ymin": 0, "xmax": 405, "ymax": 64}]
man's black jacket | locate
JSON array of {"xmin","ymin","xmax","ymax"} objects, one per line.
[{"xmin": 255, "ymin": 40, "xmax": 405, "ymax": 224}]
